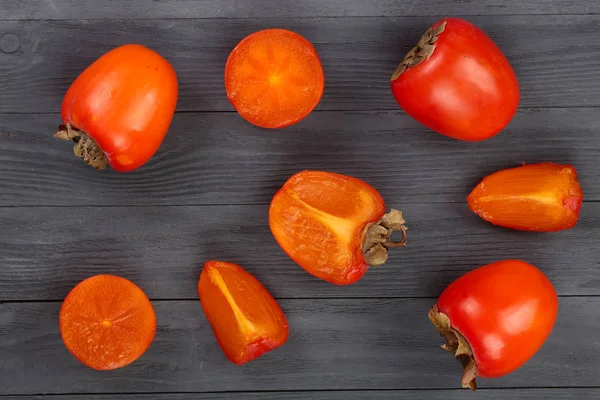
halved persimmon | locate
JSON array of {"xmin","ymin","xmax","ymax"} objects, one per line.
[
  {"xmin": 269, "ymin": 171, "xmax": 407, "ymax": 285},
  {"xmin": 60, "ymin": 275, "xmax": 156, "ymax": 370},
  {"xmin": 199, "ymin": 261, "xmax": 289, "ymax": 365},
  {"xmin": 225, "ymin": 28, "xmax": 324, "ymax": 129}
]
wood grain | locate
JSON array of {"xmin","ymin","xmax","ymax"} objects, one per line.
[
  {"xmin": 3, "ymin": 390, "xmax": 600, "ymax": 400},
  {"xmin": 3, "ymin": 0, "xmax": 599, "ymax": 20},
  {"xmin": 1, "ymin": 108, "xmax": 597, "ymax": 207},
  {"xmin": 1, "ymin": 298, "xmax": 598, "ymax": 394},
  {"xmin": 0, "ymin": 16, "xmax": 599, "ymax": 113},
  {"xmin": 0, "ymin": 202, "xmax": 596, "ymax": 301}
]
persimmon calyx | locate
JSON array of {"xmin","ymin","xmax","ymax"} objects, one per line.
[
  {"xmin": 54, "ymin": 123, "xmax": 108, "ymax": 170},
  {"xmin": 362, "ymin": 208, "xmax": 407, "ymax": 267},
  {"xmin": 428, "ymin": 305, "xmax": 478, "ymax": 391},
  {"xmin": 391, "ymin": 20, "xmax": 447, "ymax": 81}
]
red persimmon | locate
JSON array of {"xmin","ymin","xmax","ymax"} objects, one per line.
[
  {"xmin": 391, "ymin": 18, "xmax": 519, "ymax": 141},
  {"xmin": 429, "ymin": 260, "xmax": 558, "ymax": 389}
]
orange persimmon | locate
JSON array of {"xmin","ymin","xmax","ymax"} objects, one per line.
[
  {"xmin": 60, "ymin": 275, "xmax": 156, "ymax": 370},
  {"xmin": 225, "ymin": 29, "xmax": 324, "ymax": 129},
  {"xmin": 269, "ymin": 171, "xmax": 407, "ymax": 285},
  {"xmin": 55, "ymin": 44, "xmax": 178, "ymax": 172},
  {"xmin": 468, "ymin": 163, "xmax": 583, "ymax": 232},
  {"xmin": 198, "ymin": 260, "xmax": 289, "ymax": 365}
]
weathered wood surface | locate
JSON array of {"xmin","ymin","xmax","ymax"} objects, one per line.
[
  {"xmin": 0, "ymin": 203, "xmax": 597, "ymax": 301},
  {"xmin": 1, "ymin": 16, "xmax": 599, "ymax": 113},
  {"xmin": 0, "ymin": 0, "xmax": 598, "ymax": 398},
  {"xmin": 4, "ymin": 0, "xmax": 599, "ymax": 19},
  {"xmin": 1, "ymin": 108, "xmax": 598, "ymax": 207},
  {"xmin": 1, "ymin": 297, "xmax": 599, "ymax": 394},
  {"xmin": 4, "ymin": 390, "xmax": 600, "ymax": 400}
]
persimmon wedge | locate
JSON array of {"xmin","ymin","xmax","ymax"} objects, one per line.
[
  {"xmin": 198, "ymin": 261, "xmax": 289, "ymax": 365},
  {"xmin": 225, "ymin": 29, "xmax": 324, "ymax": 129},
  {"xmin": 269, "ymin": 171, "xmax": 407, "ymax": 285},
  {"xmin": 468, "ymin": 163, "xmax": 583, "ymax": 231},
  {"xmin": 60, "ymin": 275, "xmax": 156, "ymax": 370}
]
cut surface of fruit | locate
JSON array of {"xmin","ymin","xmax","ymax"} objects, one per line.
[
  {"xmin": 225, "ymin": 29, "xmax": 324, "ymax": 128},
  {"xmin": 59, "ymin": 274, "xmax": 156, "ymax": 370},
  {"xmin": 198, "ymin": 261, "xmax": 289, "ymax": 365},
  {"xmin": 269, "ymin": 171, "xmax": 390, "ymax": 285},
  {"xmin": 468, "ymin": 163, "xmax": 583, "ymax": 231}
]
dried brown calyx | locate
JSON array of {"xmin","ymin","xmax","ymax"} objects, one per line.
[
  {"xmin": 54, "ymin": 123, "xmax": 108, "ymax": 170},
  {"xmin": 391, "ymin": 20, "xmax": 447, "ymax": 81},
  {"xmin": 428, "ymin": 305, "xmax": 478, "ymax": 391},
  {"xmin": 362, "ymin": 209, "xmax": 407, "ymax": 266}
]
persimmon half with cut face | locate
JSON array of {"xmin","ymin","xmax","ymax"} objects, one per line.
[{"xmin": 269, "ymin": 171, "xmax": 407, "ymax": 285}]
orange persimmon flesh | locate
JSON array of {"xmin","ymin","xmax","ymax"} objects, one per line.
[
  {"xmin": 198, "ymin": 261, "xmax": 289, "ymax": 365},
  {"xmin": 269, "ymin": 171, "xmax": 387, "ymax": 285},
  {"xmin": 225, "ymin": 29, "xmax": 324, "ymax": 129},
  {"xmin": 60, "ymin": 275, "xmax": 156, "ymax": 370},
  {"xmin": 468, "ymin": 163, "xmax": 583, "ymax": 232}
]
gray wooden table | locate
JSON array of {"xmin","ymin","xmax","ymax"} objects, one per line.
[{"xmin": 1, "ymin": 1, "xmax": 599, "ymax": 399}]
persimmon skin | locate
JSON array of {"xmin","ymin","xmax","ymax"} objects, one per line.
[
  {"xmin": 468, "ymin": 163, "xmax": 583, "ymax": 232},
  {"xmin": 391, "ymin": 18, "xmax": 519, "ymax": 141},
  {"xmin": 436, "ymin": 260, "xmax": 558, "ymax": 379},
  {"xmin": 269, "ymin": 171, "xmax": 386, "ymax": 285},
  {"xmin": 61, "ymin": 44, "xmax": 178, "ymax": 172},
  {"xmin": 59, "ymin": 275, "xmax": 156, "ymax": 370},
  {"xmin": 225, "ymin": 29, "xmax": 324, "ymax": 129},
  {"xmin": 198, "ymin": 261, "xmax": 289, "ymax": 365}
]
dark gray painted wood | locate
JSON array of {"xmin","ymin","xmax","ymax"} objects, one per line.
[
  {"xmin": 4, "ymin": 0, "xmax": 599, "ymax": 20},
  {"xmin": 1, "ymin": 16, "xmax": 599, "ymax": 113},
  {"xmin": 0, "ymin": 203, "xmax": 596, "ymax": 301},
  {"xmin": 1, "ymin": 108, "xmax": 597, "ymax": 207},
  {"xmin": 1, "ymin": 298, "xmax": 598, "ymax": 394},
  {"xmin": 4, "ymin": 389, "xmax": 600, "ymax": 399}
]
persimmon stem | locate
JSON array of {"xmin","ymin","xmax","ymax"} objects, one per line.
[
  {"xmin": 391, "ymin": 20, "xmax": 447, "ymax": 81},
  {"xmin": 54, "ymin": 123, "xmax": 108, "ymax": 170},
  {"xmin": 428, "ymin": 305, "xmax": 478, "ymax": 391},
  {"xmin": 362, "ymin": 209, "xmax": 407, "ymax": 266}
]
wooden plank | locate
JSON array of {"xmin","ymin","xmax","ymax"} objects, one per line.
[
  {"xmin": 1, "ymin": 108, "xmax": 598, "ymax": 207},
  {"xmin": 4, "ymin": 0, "xmax": 599, "ymax": 20},
  {"xmin": 1, "ymin": 297, "xmax": 598, "ymax": 394},
  {"xmin": 0, "ymin": 16, "xmax": 599, "ymax": 113},
  {"xmin": 3, "ymin": 389, "xmax": 600, "ymax": 399},
  {"xmin": 0, "ymin": 202, "xmax": 597, "ymax": 301}
]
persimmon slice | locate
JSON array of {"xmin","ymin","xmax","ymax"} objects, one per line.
[
  {"xmin": 225, "ymin": 29, "xmax": 325, "ymax": 129},
  {"xmin": 198, "ymin": 261, "xmax": 289, "ymax": 365},
  {"xmin": 60, "ymin": 275, "xmax": 156, "ymax": 370}
]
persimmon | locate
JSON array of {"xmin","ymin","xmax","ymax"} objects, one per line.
[
  {"xmin": 225, "ymin": 29, "xmax": 324, "ymax": 129},
  {"xmin": 390, "ymin": 18, "xmax": 519, "ymax": 141},
  {"xmin": 468, "ymin": 163, "xmax": 583, "ymax": 231},
  {"xmin": 55, "ymin": 44, "xmax": 178, "ymax": 172},
  {"xmin": 60, "ymin": 275, "xmax": 156, "ymax": 370},
  {"xmin": 269, "ymin": 171, "xmax": 407, "ymax": 285},
  {"xmin": 429, "ymin": 260, "xmax": 558, "ymax": 389},
  {"xmin": 198, "ymin": 261, "xmax": 289, "ymax": 365}
]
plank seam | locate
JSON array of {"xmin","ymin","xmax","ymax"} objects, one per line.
[{"xmin": 1, "ymin": 13, "xmax": 599, "ymax": 22}]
